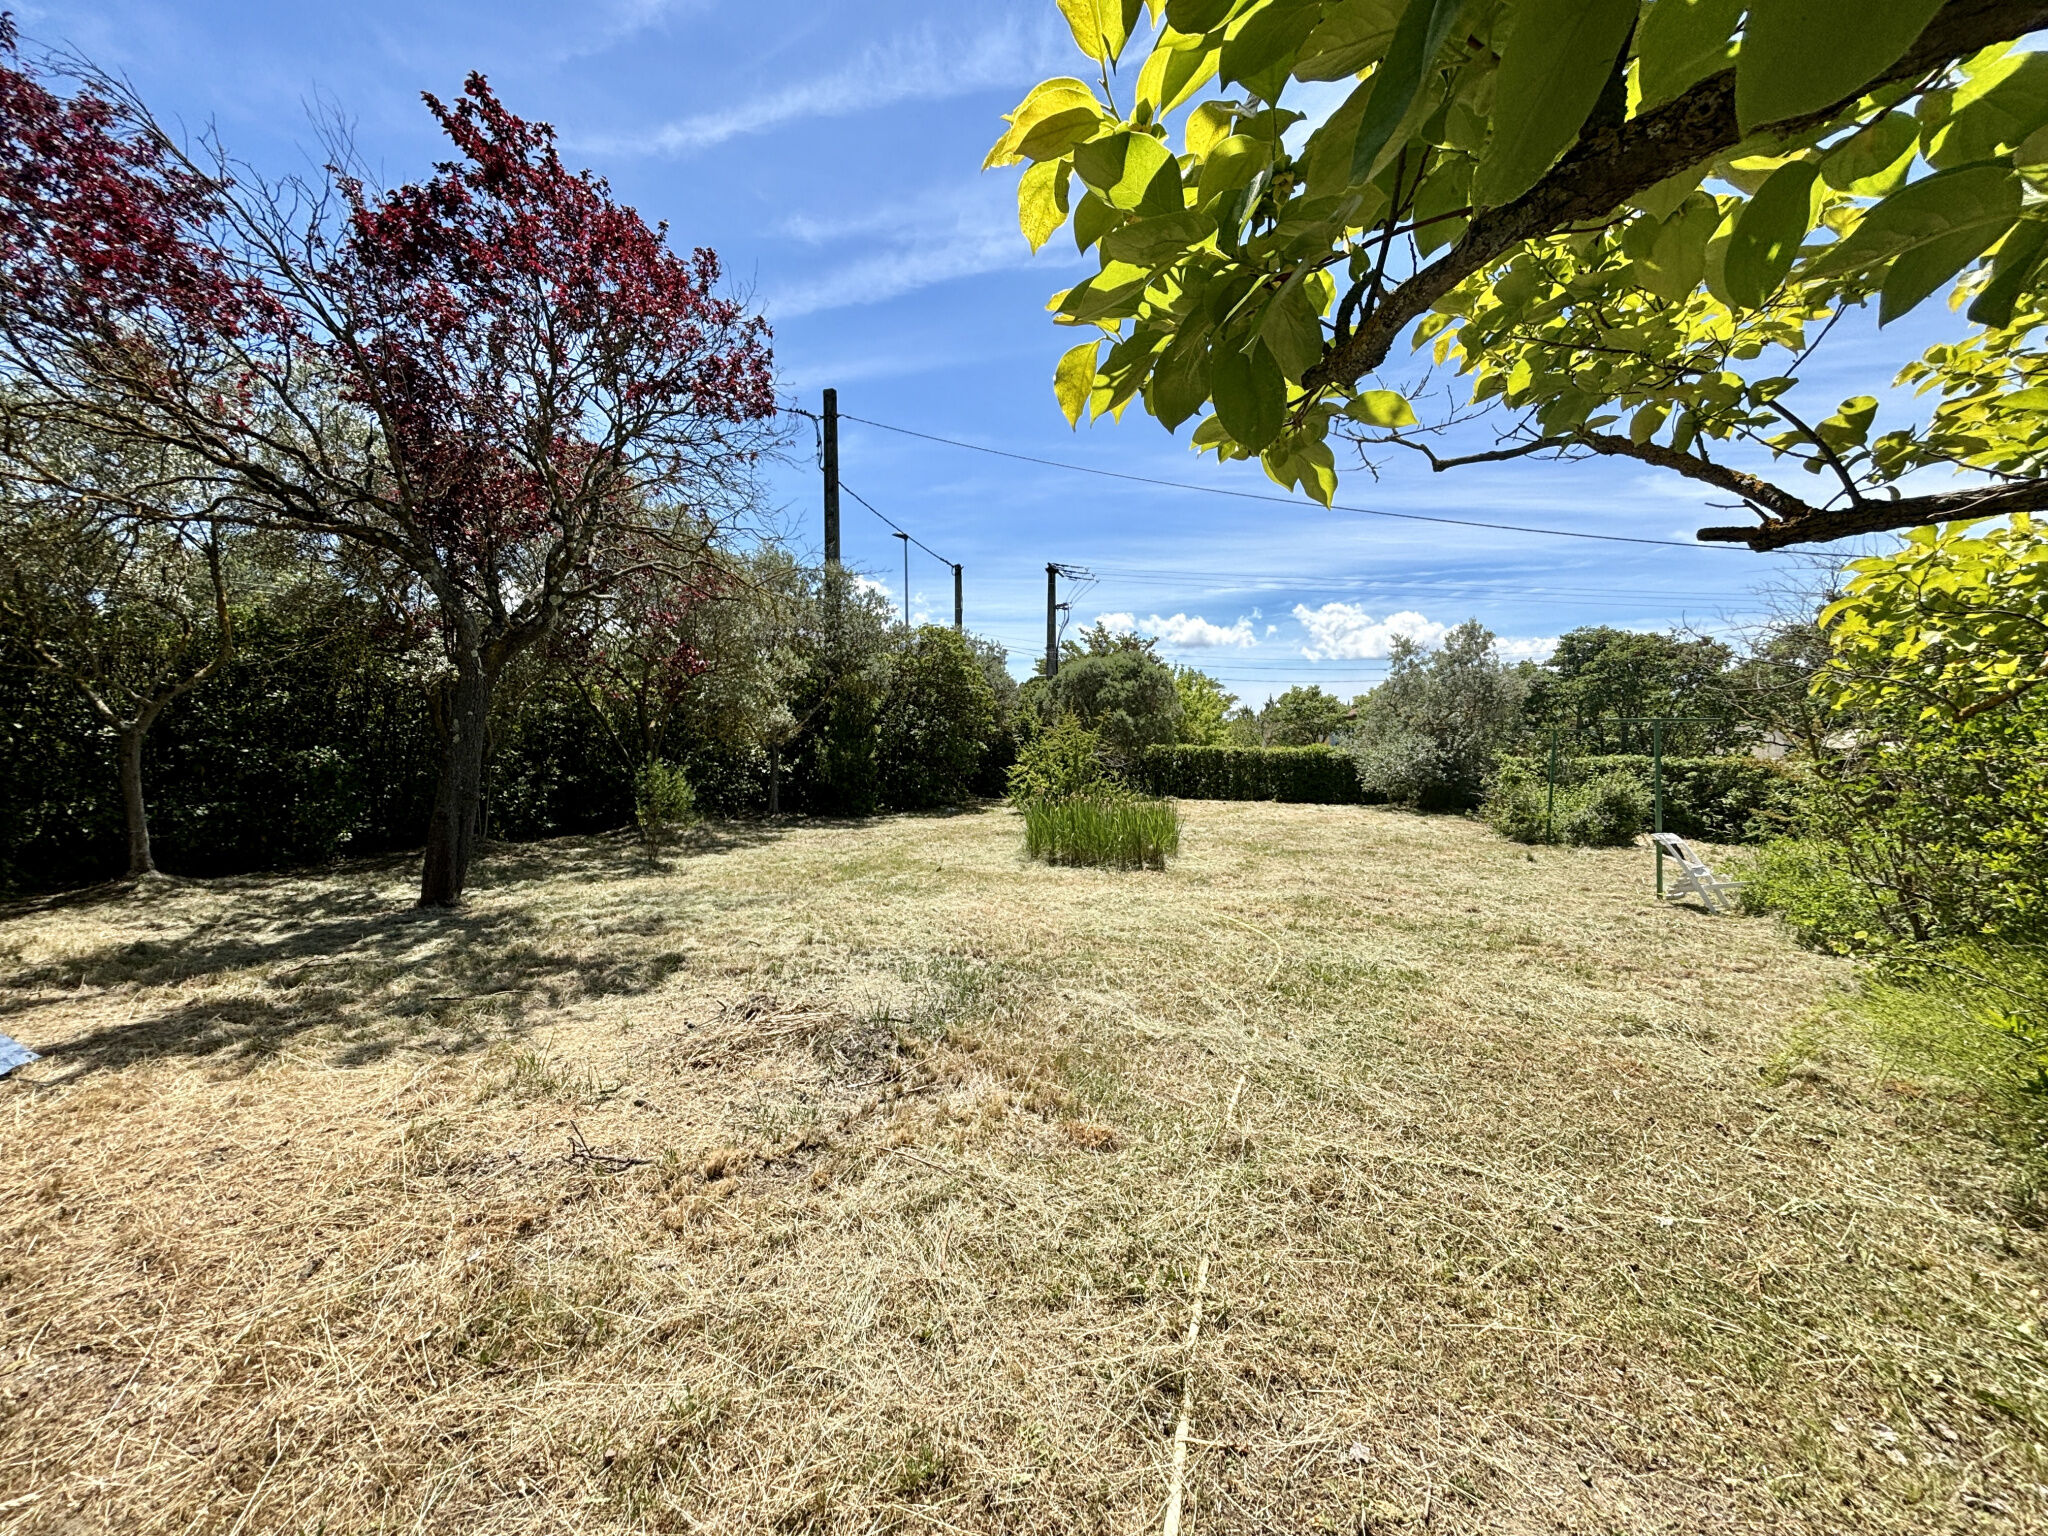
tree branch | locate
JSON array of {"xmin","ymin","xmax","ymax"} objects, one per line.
[
  {"xmin": 1576, "ymin": 431, "xmax": 1816, "ymax": 522},
  {"xmin": 1698, "ymin": 479, "xmax": 2048, "ymax": 548},
  {"xmin": 1302, "ymin": 0, "xmax": 2048, "ymax": 395}
]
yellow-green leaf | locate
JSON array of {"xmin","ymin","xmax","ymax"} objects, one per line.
[
  {"xmin": 1055, "ymin": 340, "xmax": 1103, "ymax": 426},
  {"xmin": 1635, "ymin": 0, "xmax": 1743, "ymax": 110},
  {"xmin": 1057, "ymin": 0, "xmax": 1129, "ymax": 64},
  {"xmin": 1075, "ymin": 130, "xmax": 1176, "ymax": 210},
  {"xmin": 1819, "ymin": 111, "xmax": 1919, "ymax": 196},
  {"xmin": 1725, "ymin": 160, "xmax": 1821, "ymax": 308},
  {"xmin": 1295, "ymin": 0, "xmax": 1402, "ymax": 82},
  {"xmin": 1137, "ymin": 32, "xmax": 1222, "ymax": 115},
  {"xmin": 983, "ymin": 78, "xmax": 1103, "ymax": 169},
  {"xmin": 1345, "ymin": 389, "xmax": 1418, "ymax": 427},
  {"xmin": 1019, "ymin": 160, "xmax": 1073, "ymax": 252},
  {"xmin": 1472, "ymin": 0, "xmax": 1637, "ymax": 210},
  {"xmin": 1186, "ymin": 101, "xmax": 1235, "ymax": 160},
  {"xmin": 1737, "ymin": 0, "xmax": 1947, "ymax": 133},
  {"xmin": 1929, "ymin": 50, "xmax": 2048, "ymax": 167}
]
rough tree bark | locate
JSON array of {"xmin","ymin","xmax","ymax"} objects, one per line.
[
  {"xmin": 418, "ymin": 657, "xmax": 497, "ymax": 908},
  {"xmin": 115, "ymin": 711, "xmax": 161, "ymax": 877}
]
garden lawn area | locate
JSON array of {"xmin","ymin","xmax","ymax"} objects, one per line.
[{"xmin": 2, "ymin": 802, "xmax": 2043, "ymax": 1535}]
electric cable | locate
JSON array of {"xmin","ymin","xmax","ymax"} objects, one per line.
[{"xmin": 826, "ymin": 410, "xmax": 1770, "ymax": 553}]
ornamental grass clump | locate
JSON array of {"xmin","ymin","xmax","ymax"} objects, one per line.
[{"xmin": 1022, "ymin": 792, "xmax": 1180, "ymax": 871}]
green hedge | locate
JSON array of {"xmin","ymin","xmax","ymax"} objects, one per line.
[
  {"xmin": 1491, "ymin": 752, "xmax": 1803, "ymax": 843},
  {"xmin": 1136, "ymin": 744, "xmax": 1368, "ymax": 803}
]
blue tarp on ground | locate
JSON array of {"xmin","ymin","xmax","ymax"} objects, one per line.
[{"xmin": 0, "ymin": 1033, "xmax": 40, "ymax": 1077}]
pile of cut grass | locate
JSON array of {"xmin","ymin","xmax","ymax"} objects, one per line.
[{"xmin": 1021, "ymin": 792, "xmax": 1180, "ymax": 869}]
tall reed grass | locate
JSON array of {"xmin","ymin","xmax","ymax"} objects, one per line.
[{"xmin": 1021, "ymin": 793, "xmax": 1180, "ymax": 870}]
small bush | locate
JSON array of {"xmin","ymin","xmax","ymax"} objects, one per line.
[
  {"xmin": 1733, "ymin": 837, "xmax": 1888, "ymax": 953},
  {"xmin": 1022, "ymin": 793, "xmax": 1180, "ymax": 870},
  {"xmin": 1845, "ymin": 944, "xmax": 2048, "ymax": 1175},
  {"xmin": 1562, "ymin": 770, "xmax": 1651, "ymax": 846},
  {"xmin": 1488, "ymin": 753, "xmax": 1801, "ymax": 843},
  {"xmin": 633, "ymin": 758, "xmax": 697, "ymax": 845},
  {"xmin": 1483, "ymin": 761, "xmax": 1647, "ymax": 846},
  {"xmin": 1007, "ymin": 715, "xmax": 1117, "ymax": 806},
  {"xmin": 1136, "ymin": 743, "xmax": 1365, "ymax": 802}
]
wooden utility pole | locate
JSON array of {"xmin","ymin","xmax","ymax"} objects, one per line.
[
  {"xmin": 1045, "ymin": 564, "xmax": 1059, "ymax": 678},
  {"xmin": 822, "ymin": 388, "xmax": 840, "ymax": 565},
  {"xmin": 895, "ymin": 531, "xmax": 909, "ymax": 627},
  {"xmin": 953, "ymin": 564, "xmax": 963, "ymax": 632}
]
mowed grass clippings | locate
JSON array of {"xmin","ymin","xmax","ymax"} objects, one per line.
[{"xmin": 0, "ymin": 803, "xmax": 2042, "ymax": 1535}]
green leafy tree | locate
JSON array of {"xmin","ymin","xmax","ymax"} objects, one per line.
[
  {"xmin": 0, "ymin": 486, "xmax": 233, "ymax": 878},
  {"xmin": 877, "ymin": 626, "xmax": 1000, "ymax": 809},
  {"xmin": 1044, "ymin": 645, "xmax": 1185, "ymax": 762},
  {"xmin": 1174, "ymin": 663, "xmax": 1237, "ymax": 743},
  {"xmin": 1749, "ymin": 516, "xmax": 2048, "ymax": 946},
  {"xmin": 989, "ymin": 1, "xmax": 2048, "ymax": 549},
  {"xmin": 1350, "ymin": 619, "xmax": 1527, "ymax": 808},
  {"xmin": 1821, "ymin": 515, "xmax": 2047, "ymax": 722},
  {"xmin": 1525, "ymin": 627, "xmax": 1740, "ymax": 752},
  {"xmin": 1259, "ymin": 682, "xmax": 1351, "ymax": 744}
]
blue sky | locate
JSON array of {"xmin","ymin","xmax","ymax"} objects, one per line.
[{"xmin": 31, "ymin": 0, "xmax": 1936, "ymax": 703}]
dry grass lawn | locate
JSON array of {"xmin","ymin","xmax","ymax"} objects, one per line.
[{"xmin": 1, "ymin": 801, "xmax": 2044, "ymax": 1535}]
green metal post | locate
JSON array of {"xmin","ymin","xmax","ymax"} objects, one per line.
[
  {"xmin": 1545, "ymin": 726, "xmax": 1558, "ymax": 842},
  {"xmin": 1652, "ymin": 720, "xmax": 1665, "ymax": 896}
]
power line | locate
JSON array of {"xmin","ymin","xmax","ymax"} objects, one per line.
[
  {"xmin": 838, "ymin": 479, "xmax": 953, "ymax": 569},
  {"xmin": 835, "ymin": 411, "xmax": 1768, "ymax": 553}
]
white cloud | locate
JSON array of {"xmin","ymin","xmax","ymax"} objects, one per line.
[
  {"xmin": 1293, "ymin": 603, "xmax": 1447, "ymax": 661},
  {"xmin": 766, "ymin": 180, "xmax": 1049, "ymax": 319},
  {"xmin": 576, "ymin": 15, "xmax": 1065, "ymax": 157},
  {"xmin": 1496, "ymin": 635, "xmax": 1559, "ymax": 661},
  {"xmin": 1093, "ymin": 611, "xmax": 1259, "ymax": 648}
]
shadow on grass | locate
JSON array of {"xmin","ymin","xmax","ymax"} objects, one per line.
[{"xmin": 0, "ymin": 824, "xmax": 806, "ymax": 1080}]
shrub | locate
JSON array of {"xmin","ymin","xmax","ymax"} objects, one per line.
[
  {"xmin": 1022, "ymin": 792, "xmax": 1180, "ymax": 870},
  {"xmin": 1733, "ymin": 837, "xmax": 1890, "ymax": 954},
  {"xmin": 1488, "ymin": 753, "xmax": 1801, "ymax": 843},
  {"xmin": 1482, "ymin": 760, "xmax": 1646, "ymax": 846},
  {"xmin": 1348, "ymin": 622, "xmax": 1527, "ymax": 810},
  {"xmin": 1007, "ymin": 715, "xmax": 1117, "ymax": 805},
  {"xmin": 1561, "ymin": 771, "xmax": 1651, "ymax": 847},
  {"xmin": 1136, "ymin": 744, "xmax": 1365, "ymax": 802},
  {"xmin": 1842, "ymin": 943, "xmax": 2048, "ymax": 1173},
  {"xmin": 876, "ymin": 626, "xmax": 997, "ymax": 810},
  {"xmin": 633, "ymin": 758, "xmax": 697, "ymax": 845},
  {"xmin": 1041, "ymin": 648, "xmax": 1181, "ymax": 763}
]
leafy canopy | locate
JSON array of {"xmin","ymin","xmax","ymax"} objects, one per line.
[{"xmin": 988, "ymin": 0, "xmax": 2048, "ymax": 549}]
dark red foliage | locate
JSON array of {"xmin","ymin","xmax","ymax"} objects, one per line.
[
  {"xmin": 330, "ymin": 74, "xmax": 775, "ymax": 575},
  {"xmin": 0, "ymin": 17, "xmax": 277, "ymax": 347}
]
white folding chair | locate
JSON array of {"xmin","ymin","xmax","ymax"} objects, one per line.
[{"xmin": 1651, "ymin": 832, "xmax": 1745, "ymax": 913}]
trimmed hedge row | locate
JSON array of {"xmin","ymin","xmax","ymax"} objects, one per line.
[
  {"xmin": 1135, "ymin": 744, "xmax": 1369, "ymax": 803},
  {"xmin": 1491, "ymin": 753, "xmax": 1803, "ymax": 843}
]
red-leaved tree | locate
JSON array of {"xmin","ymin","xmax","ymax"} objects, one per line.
[{"xmin": 0, "ymin": 22, "xmax": 777, "ymax": 903}]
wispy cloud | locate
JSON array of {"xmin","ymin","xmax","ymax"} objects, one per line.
[
  {"xmin": 1293, "ymin": 603, "xmax": 1446, "ymax": 660},
  {"xmin": 765, "ymin": 177, "xmax": 1077, "ymax": 319},
  {"xmin": 576, "ymin": 13, "xmax": 1066, "ymax": 157},
  {"xmin": 1096, "ymin": 610, "xmax": 1259, "ymax": 648}
]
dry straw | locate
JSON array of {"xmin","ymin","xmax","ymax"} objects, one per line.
[{"xmin": 1, "ymin": 803, "xmax": 2043, "ymax": 1533}]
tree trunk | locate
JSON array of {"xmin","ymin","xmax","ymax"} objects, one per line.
[
  {"xmin": 419, "ymin": 660, "xmax": 495, "ymax": 907},
  {"xmin": 117, "ymin": 722, "xmax": 156, "ymax": 877}
]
